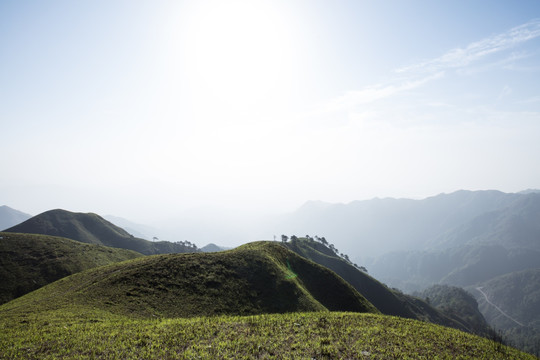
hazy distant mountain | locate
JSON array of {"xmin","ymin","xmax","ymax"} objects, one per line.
[
  {"xmin": 430, "ymin": 193, "xmax": 540, "ymax": 250},
  {"xmin": 368, "ymin": 193, "xmax": 540, "ymax": 291},
  {"xmin": 275, "ymin": 190, "xmax": 522, "ymax": 257},
  {"xmin": 200, "ymin": 243, "xmax": 227, "ymax": 252},
  {"xmin": 4, "ymin": 209, "xmax": 198, "ymax": 255},
  {"xmin": 103, "ymin": 215, "xmax": 158, "ymax": 240},
  {"xmin": 0, "ymin": 205, "xmax": 31, "ymax": 231}
]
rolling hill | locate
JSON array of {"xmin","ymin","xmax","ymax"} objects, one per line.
[
  {"xmin": 0, "ymin": 240, "xmax": 534, "ymax": 359},
  {"xmin": 4, "ymin": 209, "xmax": 196, "ymax": 255},
  {"xmin": 1, "ymin": 241, "xmax": 376, "ymax": 318},
  {"xmin": 0, "ymin": 205, "xmax": 31, "ymax": 231},
  {"xmin": 0, "ymin": 232, "xmax": 142, "ymax": 305}
]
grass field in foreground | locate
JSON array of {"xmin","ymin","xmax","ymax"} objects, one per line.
[{"xmin": 0, "ymin": 309, "xmax": 534, "ymax": 359}]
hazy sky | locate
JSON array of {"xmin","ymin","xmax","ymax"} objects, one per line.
[{"xmin": 2, "ymin": 0, "xmax": 540, "ymax": 224}]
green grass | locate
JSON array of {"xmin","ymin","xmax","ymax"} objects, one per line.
[
  {"xmin": 0, "ymin": 240, "xmax": 535, "ymax": 358},
  {"xmin": 0, "ymin": 232, "xmax": 142, "ymax": 304},
  {"xmin": 0, "ymin": 309, "xmax": 534, "ymax": 359},
  {"xmin": 0, "ymin": 241, "xmax": 376, "ymax": 318}
]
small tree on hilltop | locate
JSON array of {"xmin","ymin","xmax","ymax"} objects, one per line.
[{"xmin": 281, "ymin": 235, "xmax": 288, "ymax": 243}]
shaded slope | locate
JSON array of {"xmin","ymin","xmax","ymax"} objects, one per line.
[
  {"xmin": 416, "ymin": 284, "xmax": 491, "ymax": 335},
  {"xmin": 471, "ymin": 268, "xmax": 540, "ymax": 354},
  {"xmin": 1, "ymin": 241, "xmax": 377, "ymax": 318},
  {"xmin": 4, "ymin": 209, "xmax": 195, "ymax": 255},
  {"xmin": 284, "ymin": 237, "xmax": 473, "ymax": 333},
  {"xmin": 0, "ymin": 232, "xmax": 142, "ymax": 304}
]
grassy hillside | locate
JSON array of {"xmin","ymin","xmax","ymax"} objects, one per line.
[
  {"xmin": 0, "ymin": 240, "xmax": 533, "ymax": 358},
  {"xmin": 0, "ymin": 309, "xmax": 534, "ymax": 359},
  {"xmin": 0, "ymin": 241, "xmax": 377, "ymax": 318},
  {"xmin": 0, "ymin": 232, "xmax": 142, "ymax": 304},
  {"xmin": 4, "ymin": 209, "xmax": 196, "ymax": 255},
  {"xmin": 284, "ymin": 237, "xmax": 483, "ymax": 332}
]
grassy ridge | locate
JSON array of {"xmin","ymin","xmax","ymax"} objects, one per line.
[
  {"xmin": 4, "ymin": 209, "xmax": 195, "ymax": 255},
  {"xmin": 0, "ymin": 309, "xmax": 534, "ymax": 359},
  {"xmin": 0, "ymin": 239, "xmax": 534, "ymax": 358},
  {"xmin": 0, "ymin": 241, "xmax": 376, "ymax": 318},
  {"xmin": 0, "ymin": 232, "xmax": 142, "ymax": 304}
]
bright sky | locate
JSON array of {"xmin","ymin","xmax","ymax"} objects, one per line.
[{"xmin": 2, "ymin": 0, "xmax": 540, "ymax": 226}]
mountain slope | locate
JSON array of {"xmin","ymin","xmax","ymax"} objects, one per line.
[
  {"xmin": 366, "ymin": 192, "xmax": 540, "ymax": 292},
  {"xmin": 416, "ymin": 284, "xmax": 491, "ymax": 335},
  {"xmin": 4, "ymin": 209, "xmax": 195, "ymax": 255},
  {"xmin": 471, "ymin": 268, "xmax": 540, "ymax": 354},
  {"xmin": 283, "ymin": 237, "xmax": 486, "ymax": 334},
  {"xmin": 431, "ymin": 193, "xmax": 540, "ymax": 250},
  {"xmin": 1, "ymin": 241, "xmax": 377, "ymax": 318},
  {"xmin": 0, "ymin": 232, "xmax": 142, "ymax": 304},
  {"xmin": 0, "ymin": 205, "xmax": 31, "ymax": 231}
]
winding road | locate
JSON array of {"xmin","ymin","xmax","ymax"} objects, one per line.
[{"xmin": 475, "ymin": 287, "xmax": 525, "ymax": 327}]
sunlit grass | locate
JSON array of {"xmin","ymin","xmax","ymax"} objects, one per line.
[{"xmin": 0, "ymin": 309, "xmax": 534, "ymax": 359}]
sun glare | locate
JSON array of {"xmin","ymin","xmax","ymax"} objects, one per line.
[{"xmin": 182, "ymin": 1, "xmax": 294, "ymax": 112}]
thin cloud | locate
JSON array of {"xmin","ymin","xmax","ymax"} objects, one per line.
[
  {"xmin": 329, "ymin": 18, "xmax": 540, "ymax": 111},
  {"xmin": 326, "ymin": 72, "xmax": 443, "ymax": 112},
  {"xmin": 397, "ymin": 18, "xmax": 540, "ymax": 74}
]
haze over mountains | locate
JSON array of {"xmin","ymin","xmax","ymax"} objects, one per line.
[{"xmin": 265, "ymin": 189, "xmax": 540, "ymax": 354}]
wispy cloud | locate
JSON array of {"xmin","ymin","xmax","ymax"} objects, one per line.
[
  {"xmin": 326, "ymin": 72, "xmax": 443, "ymax": 112},
  {"xmin": 397, "ymin": 18, "xmax": 540, "ymax": 75},
  {"xmin": 329, "ymin": 18, "xmax": 540, "ymax": 111}
]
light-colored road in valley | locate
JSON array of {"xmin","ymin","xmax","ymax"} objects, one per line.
[{"xmin": 475, "ymin": 287, "xmax": 525, "ymax": 327}]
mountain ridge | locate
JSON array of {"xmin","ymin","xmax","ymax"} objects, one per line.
[{"xmin": 4, "ymin": 209, "xmax": 196, "ymax": 255}]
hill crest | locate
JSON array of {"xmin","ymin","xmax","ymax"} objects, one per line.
[
  {"xmin": 2, "ymin": 241, "xmax": 377, "ymax": 318},
  {"xmin": 4, "ymin": 209, "xmax": 195, "ymax": 255}
]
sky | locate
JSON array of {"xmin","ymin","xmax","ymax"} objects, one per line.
[{"xmin": 2, "ymin": 0, "xmax": 540, "ymax": 231}]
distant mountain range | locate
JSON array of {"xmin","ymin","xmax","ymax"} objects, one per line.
[
  {"xmin": 4, "ymin": 209, "xmax": 197, "ymax": 255},
  {"xmin": 0, "ymin": 205, "xmax": 31, "ymax": 231}
]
